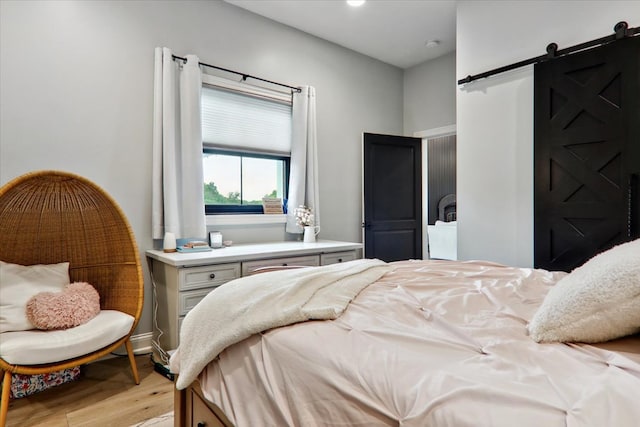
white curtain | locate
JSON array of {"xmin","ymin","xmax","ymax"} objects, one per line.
[
  {"xmin": 286, "ymin": 86, "xmax": 319, "ymax": 234},
  {"xmin": 152, "ymin": 47, "xmax": 206, "ymax": 240}
]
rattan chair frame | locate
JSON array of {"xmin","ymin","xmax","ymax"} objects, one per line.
[{"xmin": 0, "ymin": 170, "xmax": 144, "ymax": 426}]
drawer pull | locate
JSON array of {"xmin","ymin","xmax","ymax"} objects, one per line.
[
  {"xmin": 282, "ymin": 263, "xmax": 288, "ymax": 266},
  {"xmin": 197, "ymin": 423, "xmax": 206, "ymax": 427},
  {"xmin": 338, "ymin": 258, "xmax": 343, "ymax": 262},
  {"xmin": 209, "ymin": 273, "xmax": 216, "ymax": 279}
]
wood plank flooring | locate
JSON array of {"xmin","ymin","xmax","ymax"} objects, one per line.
[{"xmin": 5, "ymin": 354, "xmax": 174, "ymax": 427}]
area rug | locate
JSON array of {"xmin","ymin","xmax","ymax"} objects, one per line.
[{"xmin": 130, "ymin": 411, "xmax": 173, "ymax": 427}]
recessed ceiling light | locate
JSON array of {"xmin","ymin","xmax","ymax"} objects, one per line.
[
  {"xmin": 425, "ymin": 40, "xmax": 441, "ymax": 48},
  {"xmin": 347, "ymin": 0, "xmax": 366, "ymax": 7}
]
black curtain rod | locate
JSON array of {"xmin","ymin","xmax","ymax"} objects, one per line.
[
  {"xmin": 458, "ymin": 21, "xmax": 639, "ymax": 85},
  {"xmin": 173, "ymin": 54, "xmax": 301, "ymax": 93}
]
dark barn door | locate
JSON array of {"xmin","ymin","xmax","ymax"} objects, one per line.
[
  {"xmin": 363, "ymin": 133, "xmax": 422, "ymax": 261},
  {"xmin": 534, "ymin": 36, "xmax": 640, "ymax": 271}
]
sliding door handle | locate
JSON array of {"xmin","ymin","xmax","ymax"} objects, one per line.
[{"xmin": 629, "ymin": 173, "xmax": 638, "ymax": 238}]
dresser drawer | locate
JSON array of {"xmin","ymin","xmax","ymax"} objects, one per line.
[
  {"xmin": 179, "ymin": 287, "xmax": 217, "ymax": 316},
  {"xmin": 320, "ymin": 250, "xmax": 358, "ymax": 265},
  {"xmin": 178, "ymin": 263, "xmax": 240, "ymax": 291},
  {"xmin": 242, "ymin": 255, "xmax": 320, "ymax": 276}
]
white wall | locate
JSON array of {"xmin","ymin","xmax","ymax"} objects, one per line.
[
  {"xmin": 404, "ymin": 52, "xmax": 456, "ymax": 136},
  {"xmin": 456, "ymin": 0, "xmax": 640, "ymax": 267},
  {"xmin": 404, "ymin": 52, "xmax": 457, "ymax": 259},
  {"xmin": 0, "ymin": 0, "xmax": 404, "ymax": 334}
]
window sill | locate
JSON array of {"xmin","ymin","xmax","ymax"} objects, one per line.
[{"xmin": 206, "ymin": 214, "xmax": 287, "ymax": 226}]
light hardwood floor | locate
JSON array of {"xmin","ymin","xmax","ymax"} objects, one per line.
[{"xmin": 5, "ymin": 354, "xmax": 174, "ymax": 427}]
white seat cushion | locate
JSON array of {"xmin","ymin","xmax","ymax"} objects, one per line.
[{"xmin": 0, "ymin": 310, "xmax": 134, "ymax": 364}]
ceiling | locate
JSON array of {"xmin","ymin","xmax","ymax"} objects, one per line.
[{"xmin": 224, "ymin": 0, "xmax": 457, "ymax": 69}]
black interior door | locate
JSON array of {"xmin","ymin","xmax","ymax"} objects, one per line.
[
  {"xmin": 363, "ymin": 133, "xmax": 422, "ymax": 261},
  {"xmin": 534, "ymin": 36, "xmax": 640, "ymax": 271}
]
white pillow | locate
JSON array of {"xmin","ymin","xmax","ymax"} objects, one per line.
[
  {"xmin": 0, "ymin": 260, "xmax": 70, "ymax": 332},
  {"xmin": 529, "ymin": 239, "xmax": 640, "ymax": 343}
]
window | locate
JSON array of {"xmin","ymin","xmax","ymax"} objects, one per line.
[
  {"xmin": 201, "ymin": 75, "xmax": 292, "ymax": 214},
  {"xmin": 203, "ymin": 149, "xmax": 289, "ymax": 214}
]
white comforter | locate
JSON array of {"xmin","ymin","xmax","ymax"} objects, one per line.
[{"xmin": 170, "ymin": 258, "xmax": 392, "ymax": 389}]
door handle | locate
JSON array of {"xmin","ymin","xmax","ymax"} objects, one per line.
[{"xmin": 361, "ymin": 222, "xmax": 371, "ymax": 229}]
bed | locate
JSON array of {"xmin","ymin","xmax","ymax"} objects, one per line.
[{"xmin": 170, "ymin": 240, "xmax": 640, "ymax": 427}]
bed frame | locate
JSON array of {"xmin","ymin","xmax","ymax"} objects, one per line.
[{"xmin": 175, "ymin": 380, "xmax": 233, "ymax": 427}]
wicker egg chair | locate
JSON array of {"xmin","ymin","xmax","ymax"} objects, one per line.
[{"xmin": 0, "ymin": 170, "xmax": 143, "ymax": 425}]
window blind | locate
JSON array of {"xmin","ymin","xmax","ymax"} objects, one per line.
[{"xmin": 201, "ymin": 85, "xmax": 292, "ymax": 155}]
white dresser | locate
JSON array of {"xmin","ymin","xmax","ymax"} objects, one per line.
[{"xmin": 146, "ymin": 240, "xmax": 362, "ymax": 352}]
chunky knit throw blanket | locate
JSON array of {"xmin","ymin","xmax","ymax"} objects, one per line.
[{"xmin": 171, "ymin": 258, "xmax": 392, "ymax": 389}]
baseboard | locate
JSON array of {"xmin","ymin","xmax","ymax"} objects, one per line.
[
  {"xmin": 95, "ymin": 332, "xmax": 154, "ymax": 361},
  {"xmin": 118, "ymin": 332, "xmax": 154, "ymax": 355}
]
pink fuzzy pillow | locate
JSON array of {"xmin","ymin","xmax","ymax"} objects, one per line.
[{"xmin": 26, "ymin": 282, "xmax": 100, "ymax": 330}]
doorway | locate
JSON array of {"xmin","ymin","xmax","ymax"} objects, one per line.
[
  {"xmin": 362, "ymin": 133, "xmax": 422, "ymax": 261},
  {"xmin": 426, "ymin": 134, "xmax": 457, "ymax": 224},
  {"xmin": 424, "ymin": 133, "xmax": 457, "ymax": 260}
]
